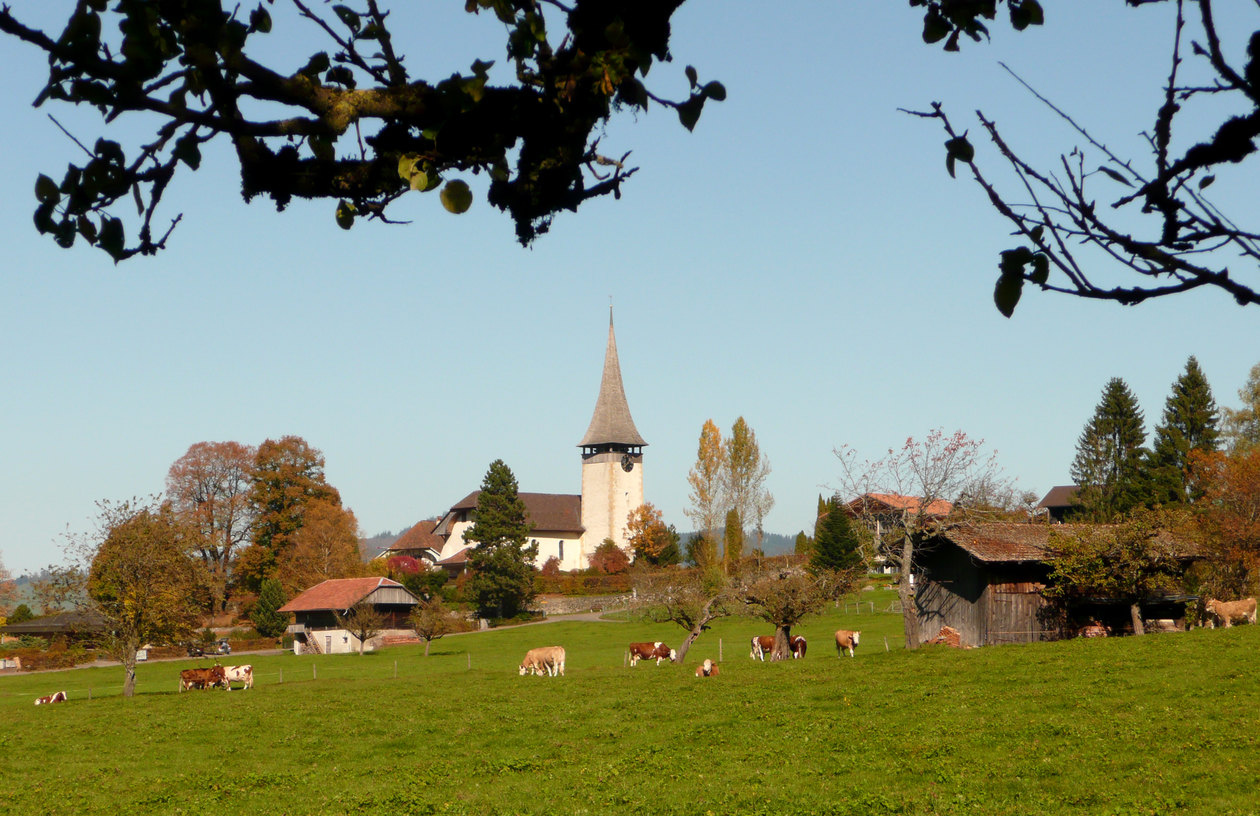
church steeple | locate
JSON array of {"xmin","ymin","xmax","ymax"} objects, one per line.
[{"xmin": 579, "ymin": 309, "xmax": 647, "ymax": 452}]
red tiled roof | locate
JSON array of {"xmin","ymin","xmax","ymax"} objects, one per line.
[
  {"xmin": 392, "ymin": 519, "xmax": 443, "ymax": 551},
  {"xmin": 849, "ymin": 493, "xmax": 953, "ymax": 517},
  {"xmin": 436, "ymin": 547, "xmax": 471, "ymax": 565},
  {"xmin": 449, "ymin": 492, "xmax": 584, "ymax": 533},
  {"xmin": 278, "ymin": 577, "xmax": 407, "ymax": 613}
]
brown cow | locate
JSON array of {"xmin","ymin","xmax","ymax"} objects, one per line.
[
  {"xmin": 179, "ymin": 665, "xmax": 227, "ymax": 692},
  {"xmin": 628, "ymin": 641, "xmax": 675, "ymax": 666},
  {"xmin": 694, "ymin": 659, "xmax": 720, "ymax": 677},
  {"xmin": 791, "ymin": 635, "xmax": 807, "ymax": 659},
  {"xmin": 749, "ymin": 635, "xmax": 776, "ymax": 661},
  {"xmin": 519, "ymin": 646, "xmax": 566, "ymax": 677},
  {"xmin": 34, "ymin": 691, "xmax": 67, "ymax": 705},
  {"xmin": 834, "ymin": 629, "xmax": 861, "ymax": 658},
  {"xmin": 1205, "ymin": 597, "xmax": 1258, "ymax": 628}
]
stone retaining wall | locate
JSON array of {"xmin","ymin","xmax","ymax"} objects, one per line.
[{"xmin": 534, "ymin": 593, "xmax": 632, "ymax": 616}]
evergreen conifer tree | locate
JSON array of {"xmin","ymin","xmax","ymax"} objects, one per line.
[
  {"xmin": 810, "ymin": 499, "xmax": 863, "ymax": 573},
  {"xmin": 1148, "ymin": 356, "xmax": 1220, "ymax": 504},
  {"xmin": 465, "ymin": 460, "xmax": 537, "ymax": 619},
  {"xmin": 1070, "ymin": 378, "xmax": 1150, "ymax": 521},
  {"xmin": 251, "ymin": 578, "xmax": 289, "ymax": 638},
  {"xmin": 1222, "ymin": 361, "xmax": 1260, "ymax": 453}
]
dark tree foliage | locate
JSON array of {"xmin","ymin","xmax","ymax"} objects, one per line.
[
  {"xmin": 8, "ymin": 604, "xmax": 34, "ymax": 624},
  {"xmin": 1148, "ymin": 356, "xmax": 1220, "ymax": 505},
  {"xmin": 1071, "ymin": 378, "xmax": 1150, "ymax": 521},
  {"xmin": 810, "ymin": 498, "xmax": 863, "ymax": 574},
  {"xmin": 250, "ymin": 577, "xmax": 288, "ymax": 638},
  {"xmin": 911, "ymin": 0, "xmax": 1260, "ymax": 311},
  {"xmin": 464, "ymin": 459, "xmax": 537, "ymax": 619},
  {"xmin": 722, "ymin": 507, "xmax": 743, "ymax": 572},
  {"xmin": 0, "ymin": 1, "xmax": 723, "ymax": 260}
]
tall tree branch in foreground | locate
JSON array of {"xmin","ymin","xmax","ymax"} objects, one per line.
[
  {"xmin": 0, "ymin": 1, "xmax": 722, "ymax": 261},
  {"xmin": 835, "ymin": 429, "xmax": 1011, "ymax": 648},
  {"xmin": 908, "ymin": 0, "xmax": 1260, "ymax": 312}
]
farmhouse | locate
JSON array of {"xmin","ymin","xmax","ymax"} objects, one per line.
[
  {"xmin": 914, "ymin": 522, "xmax": 1195, "ymax": 647},
  {"xmin": 431, "ymin": 310, "xmax": 647, "ymax": 573},
  {"xmin": 280, "ymin": 577, "xmax": 419, "ymax": 655},
  {"xmin": 1037, "ymin": 485, "xmax": 1081, "ymax": 523},
  {"xmin": 374, "ymin": 519, "xmax": 444, "ymax": 568}
]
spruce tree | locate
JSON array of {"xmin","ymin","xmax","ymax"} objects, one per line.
[
  {"xmin": 251, "ymin": 578, "xmax": 289, "ymax": 638},
  {"xmin": 1070, "ymin": 378, "xmax": 1149, "ymax": 521},
  {"xmin": 465, "ymin": 460, "xmax": 537, "ymax": 619},
  {"xmin": 1148, "ymin": 356, "xmax": 1220, "ymax": 504},
  {"xmin": 810, "ymin": 499, "xmax": 863, "ymax": 573}
]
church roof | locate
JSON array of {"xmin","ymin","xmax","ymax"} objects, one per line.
[
  {"xmin": 579, "ymin": 312, "xmax": 647, "ymax": 448},
  {"xmin": 449, "ymin": 491, "xmax": 585, "ymax": 533}
]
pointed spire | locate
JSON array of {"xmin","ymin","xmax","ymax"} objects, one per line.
[{"xmin": 579, "ymin": 308, "xmax": 647, "ymax": 448}]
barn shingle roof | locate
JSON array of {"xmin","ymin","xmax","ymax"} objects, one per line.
[
  {"xmin": 278, "ymin": 577, "xmax": 408, "ymax": 613},
  {"xmin": 391, "ymin": 519, "xmax": 443, "ymax": 552},
  {"xmin": 1038, "ymin": 485, "xmax": 1079, "ymax": 509}
]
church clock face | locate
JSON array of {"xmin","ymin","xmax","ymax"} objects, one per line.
[{"xmin": 621, "ymin": 453, "xmax": 634, "ymax": 472}]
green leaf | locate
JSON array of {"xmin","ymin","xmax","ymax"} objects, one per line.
[
  {"xmin": 677, "ymin": 97, "xmax": 704, "ymax": 132},
  {"xmin": 945, "ymin": 135, "xmax": 975, "ymax": 163},
  {"xmin": 35, "ymin": 174, "xmax": 61, "ymax": 205},
  {"xmin": 99, "ymin": 217, "xmax": 124, "ymax": 259},
  {"xmin": 923, "ymin": 9, "xmax": 951, "ymax": 44},
  {"xmin": 685, "ymin": 65, "xmax": 698, "ymax": 89},
  {"xmin": 1030, "ymin": 224, "xmax": 1045, "ymax": 242},
  {"xmin": 299, "ymin": 52, "xmax": 331, "ymax": 79},
  {"xmin": 1097, "ymin": 166, "xmax": 1131, "ymax": 186},
  {"xmin": 309, "ymin": 135, "xmax": 335, "ymax": 162},
  {"xmin": 249, "ymin": 5, "xmax": 272, "ymax": 34},
  {"xmin": 34, "ymin": 201, "xmax": 56, "ymax": 234},
  {"xmin": 702, "ymin": 81, "xmax": 727, "ymax": 102},
  {"xmin": 999, "ymin": 246, "xmax": 1033, "ymax": 276},
  {"xmin": 1023, "ymin": 0, "xmax": 1044, "ymax": 26},
  {"xmin": 408, "ymin": 169, "xmax": 432, "ymax": 192},
  {"xmin": 1029, "ymin": 253, "xmax": 1050, "ymax": 285},
  {"xmin": 173, "ymin": 134, "xmax": 202, "ymax": 170},
  {"xmin": 1198, "ymin": 175, "xmax": 1216, "ymax": 190},
  {"xmin": 994, "ymin": 273, "xmax": 1023, "ymax": 318},
  {"xmin": 332, "ymin": 5, "xmax": 361, "ymax": 32},
  {"xmin": 336, "ymin": 200, "xmax": 355, "ymax": 230},
  {"xmin": 398, "ymin": 153, "xmax": 422, "ymax": 181},
  {"xmin": 440, "ymin": 180, "xmax": 473, "ymax": 214}
]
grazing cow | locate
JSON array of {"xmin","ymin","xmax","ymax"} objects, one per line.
[
  {"xmin": 34, "ymin": 691, "xmax": 67, "ymax": 705},
  {"xmin": 791, "ymin": 635, "xmax": 807, "ymax": 659},
  {"xmin": 627, "ymin": 641, "xmax": 675, "ymax": 666},
  {"xmin": 1206, "ymin": 597, "xmax": 1258, "ymax": 628},
  {"xmin": 179, "ymin": 665, "xmax": 227, "ymax": 692},
  {"xmin": 694, "ymin": 659, "xmax": 720, "ymax": 677},
  {"xmin": 749, "ymin": 635, "xmax": 776, "ymax": 661},
  {"xmin": 518, "ymin": 646, "xmax": 566, "ymax": 677},
  {"xmin": 222, "ymin": 665, "xmax": 254, "ymax": 690},
  {"xmin": 834, "ymin": 629, "xmax": 861, "ymax": 658}
]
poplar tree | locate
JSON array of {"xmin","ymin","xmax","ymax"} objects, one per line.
[
  {"xmin": 1222, "ymin": 362, "xmax": 1260, "ymax": 454},
  {"xmin": 723, "ymin": 508, "xmax": 744, "ymax": 572},
  {"xmin": 1148, "ymin": 357, "xmax": 1220, "ymax": 504},
  {"xmin": 465, "ymin": 460, "xmax": 536, "ymax": 619},
  {"xmin": 1070, "ymin": 378, "xmax": 1150, "ymax": 521},
  {"xmin": 725, "ymin": 417, "xmax": 774, "ymax": 557},
  {"xmin": 685, "ymin": 420, "xmax": 725, "ymax": 546}
]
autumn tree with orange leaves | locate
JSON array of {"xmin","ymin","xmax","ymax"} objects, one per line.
[
  {"xmin": 166, "ymin": 440, "xmax": 257, "ymax": 611},
  {"xmin": 275, "ymin": 499, "xmax": 364, "ymax": 596},
  {"xmin": 1190, "ymin": 447, "xmax": 1260, "ymax": 599},
  {"xmin": 626, "ymin": 502, "xmax": 680, "ymax": 566}
]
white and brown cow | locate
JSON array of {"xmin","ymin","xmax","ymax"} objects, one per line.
[
  {"xmin": 791, "ymin": 635, "xmax": 807, "ymax": 659},
  {"xmin": 519, "ymin": 646, "xmax": 566, "ymax": 677},
  {"xmin": 179, "ymin": 665, "xmax": 227, "ymax": 692},
  {"xmin": 628, "ymin": 641, "xmax": 675, "ymax": 666},
  {"xmin": 34, "ymin": 691, "xmax": 67, "ymax": 705},
  {"xmin": 834, "ymin": 629, "xmax": 861, "ymax": 658},
  {"xmin": 749, "ymin": 635, "xmax": 776, "ymax": 661},
  {"xmin": 1205, "ymin": 597, "xmax": 1258, "ymax": 628},
  {"xmin": 694, "ymin": 659, "xmax": 720, "ymax": 677},
  {"xmin": 222, "ymin": 665, "xmax": 254, "ymax": 690}
]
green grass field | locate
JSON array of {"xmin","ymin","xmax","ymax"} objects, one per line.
[{"xmin": 3, "ymin": 591, "xmax": 1259, "ymax": 815}]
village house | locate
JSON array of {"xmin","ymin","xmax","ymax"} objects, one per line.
[{"xmin": 279, "ymin": 576, "xmax": 419, "ymax": 655}]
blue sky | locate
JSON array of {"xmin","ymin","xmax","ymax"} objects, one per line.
[{"xmin": 2, "ymin": 2, "xmax": 1256, "ymax": 576}]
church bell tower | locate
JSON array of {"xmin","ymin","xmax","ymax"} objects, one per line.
[{"xmin": 579, "ymin": 309, "xmax": 646, "ymax": 565}]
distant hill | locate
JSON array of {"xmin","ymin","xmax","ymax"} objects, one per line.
[
  {"xmin": 359, "ymin": 530, "xmax": 402, "ymax": 561},
  {"xmin": 678, "ymin": 531, "xmax": 799, "ymax": 557}
]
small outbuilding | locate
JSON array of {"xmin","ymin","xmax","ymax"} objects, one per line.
[{"xmin": 280, "ymin": 577, "xmax": 420, "ymax": 655}]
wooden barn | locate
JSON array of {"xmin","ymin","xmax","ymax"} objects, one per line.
[
  {"xmin": 280, "ymin": 577, "xmax": 419, "ymax": 655},
  {"xmin": 914, "ymin": 523, "xmax": 1059, "ymax": 648}
]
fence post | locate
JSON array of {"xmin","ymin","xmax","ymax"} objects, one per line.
[
  {"xmin": 870, "ymin": 601, "xmax": 874, "ymax": 614},
  {"xmin": 279, "ymin": 668, "xmax": 283, "ymax": 684},
  {"xmin": 394, "ymin": 660, "xmax": 398, "ymax": 679},
  {"xmin": 884, "ymin": 636, "xmax": 889, "ymax": 652},
  {"xmin": 313, "ymin": 664, "xmax": 317, "ymax": 681},
  {"xmin": 467, "ymin": 652, "xmax": 471, "ymax": 670}
]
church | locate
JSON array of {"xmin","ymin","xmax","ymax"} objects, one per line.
[{"xmin": 430, "ymin": 312, "xmax": 647, "ymax": 572}]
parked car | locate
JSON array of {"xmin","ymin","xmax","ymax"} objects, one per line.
[{"xmin": 186, "ymin": 639, "xmax": 231, "ymax": 657}]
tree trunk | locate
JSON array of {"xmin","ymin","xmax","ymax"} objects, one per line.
[
  {"xmin": 424, "ymin": 639, "xmax": 431, "ymax": 657},
  {"xmin": 900, "ymin": 535, "xmax": 920, "ymax": 649},
  {"xmin": 1130, "ymin": 602, "xmax": 1145, "ymax": 636},
  {"xmin": 122, "ymin": 658, "xmax": 137, "ymax": 698},
  {"xmin": 675, "ymin": 625, "xmax": 704, "ymax": 663},
  {"xmin": 771, "ymin": 624, "xmax": 792, "ymax": 661}
]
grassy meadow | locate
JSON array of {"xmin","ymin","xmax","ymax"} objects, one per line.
[{"xmin": 3, "ymin": 591, "xmax": 1260, "ymax": 815}]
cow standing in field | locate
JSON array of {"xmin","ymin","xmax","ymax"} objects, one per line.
[
  {"xmin": 519, "ymin": 646, "xmax": 566, "ymax": 677},
  {"xmin": 222, "ymin": 665, "xmax": 254, "ymax": 690},
  {"xmin": 834, "ymin": 629, "xmax": 861, "ymax": 658},
  {"xmin": 34, "ymin": 691, "xmax": 67, "ymax": 705},
  {"xmin": 694, "ymin": 659, "xmax": 720, "ymax": 677},
  {"xmin": 1205, "ymin": 598, "xmax": 1258, "ymax": 628},
  {"xmin": 749, "ymin": 635, "xmax": 775, "ymax": 661},
  {"xmin": 791, "ymin": 635, "xmax": 807, "ymax": 659},
  {"xmin": 179, "ymin": 665, "xmax": 227, "ymax": 692},
  {"xmin": 628, "ymin": 642, "xmax": 675, "ymax": 666}
]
